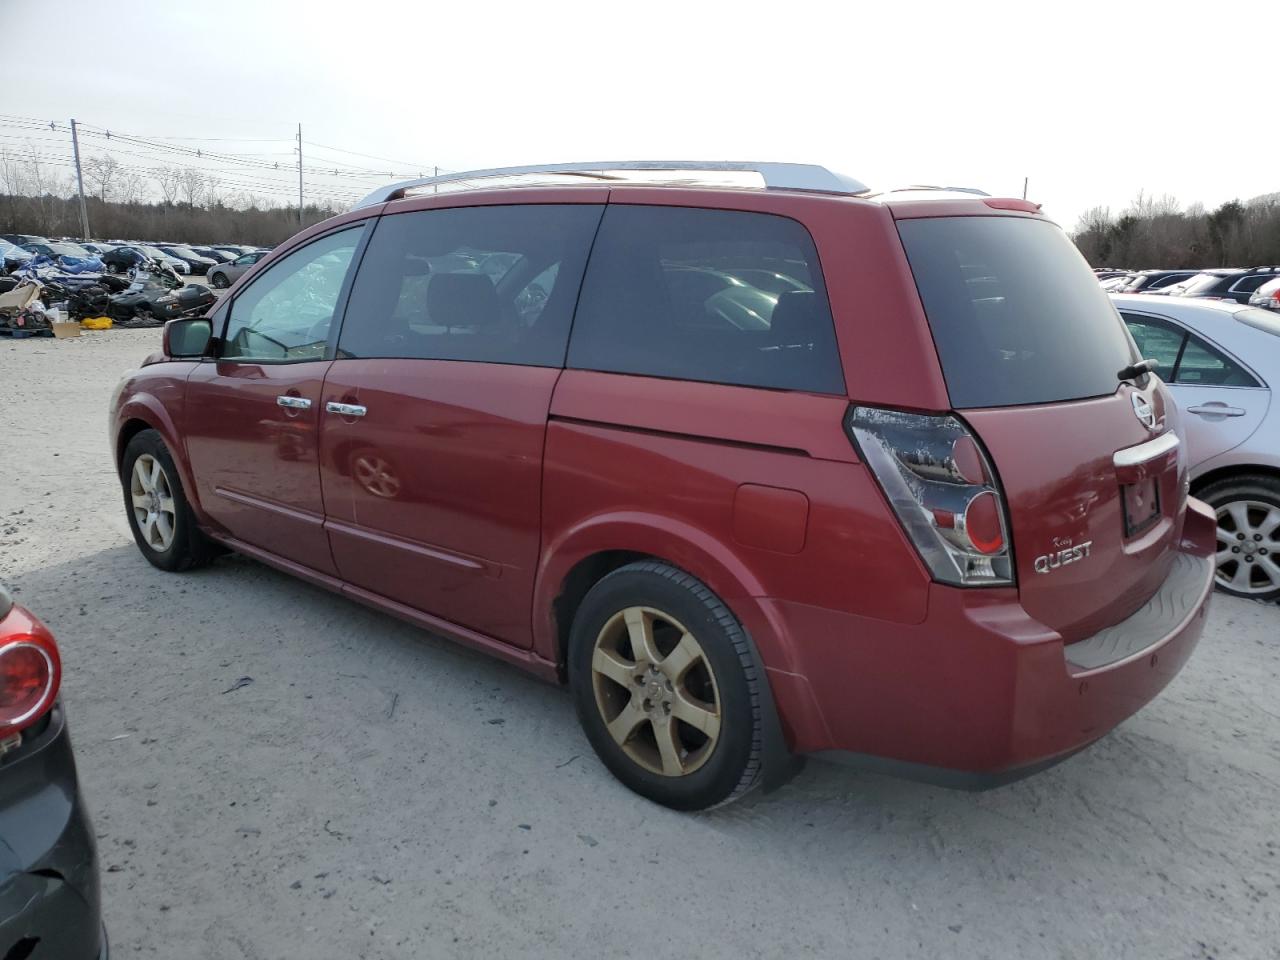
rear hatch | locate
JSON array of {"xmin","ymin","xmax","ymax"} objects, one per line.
[{"xmin": 896, "ymin": 212, "xmax": 1185, "ymax": 642}]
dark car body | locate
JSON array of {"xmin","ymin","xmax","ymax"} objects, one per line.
[
  {"xmin": 0, "ymin": 586, "xmax": 105, "ymax": 959},
  {"xmin": 1163, "ymin": 267, "xmax": 1280, "ymax": 303},
  {"xmin": 190, "ymin": 246, "xmax": 236, "ymax": 264},
  {"xmin": 157, "ymin": 246, "xmax": 218, "ymax": 275},
  {"xmin": 109, "ymin": 172, "xmax": 1214, "ymax": 804}
]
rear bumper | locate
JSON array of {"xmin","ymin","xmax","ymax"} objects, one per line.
[
  {"xmin": 0, "ymin": 704, "xmax": 105, "ymax": 960},
  {"xmin": 757, "ymin": 498, "xmax": 1217, "ymax": 783}
]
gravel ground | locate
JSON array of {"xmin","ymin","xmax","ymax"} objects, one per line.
[{"xmin": 1, "ymin": 329, "xmax": 1278, "ymax": 960}]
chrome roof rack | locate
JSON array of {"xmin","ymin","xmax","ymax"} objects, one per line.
[{"xmin": 353, "ymin": 161, "xmax": 869, "ymax": 208}]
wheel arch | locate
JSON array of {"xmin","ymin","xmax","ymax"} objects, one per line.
[
  {"xmin": 1191, "ymin": 462, "xmax": 1280, "ymax": 496},
  {"xmin": 114, "ymin": 397, "xmax": 207, "ymax": 521},
  {"xmin": 534, "ymin": 515, "xmax": 806, "ymax": 791}
]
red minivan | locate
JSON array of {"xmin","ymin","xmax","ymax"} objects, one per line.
[{"xmin": 109, "ymin": 163, "xmax": 1216, "ymax": 810}]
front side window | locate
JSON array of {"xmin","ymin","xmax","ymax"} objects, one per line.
[
  {"xmin": 337, "ymin": 204, "xmax": 603, "ymax": 366},
  {"xmin": 1122, "ymin": 314, "xmax": 1185, "ymax": 375},
  {"xmin": 221, "ymin": 227, "xmax": 362, "ymax": 362},
  {"xmin": 567, "ymin": 205, "xmax": 845, "ymax": 393},
  {"xmin": 1175, "ymin": 338, "xmax": 1258, "ymax": 386}
]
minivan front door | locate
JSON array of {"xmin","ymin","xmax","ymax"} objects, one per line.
[{"xmin": 185, "ymin": 225, "xmax": 365, "ymax": 574}]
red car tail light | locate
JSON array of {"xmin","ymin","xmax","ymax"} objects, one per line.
[
  {"xmin": 846, "ymin": 406, "xmax": 1014, "ymax": 586},
  {"xmin": 0, "ymin": 634, "xmax": 60, "ymax": 738}
]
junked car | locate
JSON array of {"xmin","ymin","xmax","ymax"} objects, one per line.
[{"xmin": 110, "ymin": 161, "xmax": 1215, "ymax": 810}]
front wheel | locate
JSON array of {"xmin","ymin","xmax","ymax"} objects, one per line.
[
  {"xmin": 210, "ymin": 273, "xmax": 229, "ymax": 289},
  {"xmin": 568, "ymin": 561, "xmax": 763, "ymax": 810},
  {"xmin": 121, "ymin": 430, "xmax": 218, "ymax": 572},
  {"xmin": 1198, "ymin": 474, "xmax": 1280, "ymax": 602}
]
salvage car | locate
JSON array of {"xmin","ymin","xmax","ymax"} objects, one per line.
[
  {"xmin": 1114, "ymin": 293, "xmax": 1280, "ymax": 600},
  {"xmin": 157, "ymin": 245, "xmax": 218, "ymax": 275},
  {"xmin": 0, "ymin": 583, "xmax": 105, "ymax": 959},
  {"xmin": 110, "ymin": 161, "xmax": 1216, "ymax": 810}
]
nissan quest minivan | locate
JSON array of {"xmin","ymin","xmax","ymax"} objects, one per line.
[{"xmin": 109, "ymin": 162, "xmax": 1216, "ymax": 810}]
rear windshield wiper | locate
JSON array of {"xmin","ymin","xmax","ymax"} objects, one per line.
[{"xmin": 1117, "ymin": 358, "xmax": 1159, "ymax": 381}]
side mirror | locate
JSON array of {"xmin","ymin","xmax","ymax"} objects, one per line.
[{"xmin": 163, "ymin": 317, "xmax": 212, "ymax": 358}]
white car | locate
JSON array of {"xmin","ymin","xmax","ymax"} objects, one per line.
[{"xmin": 1112, "ymin": 293, "xmax": 1280, "ymax": 600}]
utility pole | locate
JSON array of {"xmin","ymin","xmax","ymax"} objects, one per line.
[
  {"xmin": 69, "ymin": 118, "xmax": 90, "ymax": 239},
  {"xmin": 297, "ymin": 123, "xmax": 303, "ymax": 226},
  {"xmin": 1022, "ymin": 176, "xmax": 1029, "ymax": 200},
  {"xmin": 433, "ymin": 164, "xmax": 438, "ymax": 194}
]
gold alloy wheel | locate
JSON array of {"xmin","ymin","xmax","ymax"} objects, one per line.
[
  {"xmin": 130, "ymin": 454, "xmax": 177, "ymax": 552},
  {"xmin": 590, "ymin": 606, "xmax": 722, "ymax": 777}
]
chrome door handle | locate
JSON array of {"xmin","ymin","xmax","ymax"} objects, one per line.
[
  {"xmin": 1186, "ymin": 403, "xmax": 1246, "ymax": 418},
  {"xmin": 276, "ymin": 395, "xmax": 312, "ymax": 410},
  {"xmin": 326, "ymin": 401, "xmax": 367, "ymax": 417}
]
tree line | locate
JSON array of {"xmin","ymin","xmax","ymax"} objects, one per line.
[
  {"xmin": 1072, "ymin": 191, "xmax": 1280, "ymax": 269},
  {"xmin": 0, "ymin": 152, "xmax": 346, "ymax": 247}
]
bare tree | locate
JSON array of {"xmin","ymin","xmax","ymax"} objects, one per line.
[
  {"xmin": 115, "ymin": 171, "xmax": 146, "ymax": 205},
  {"xmin": 179, "ymin": 167, "xmax": 206, "ymax": 207},
  {"xmin": 152, "ymin": 166, "xmax": 183, "ymax": 205},
  {"xmin": 84, "ymin": 154, "xmax": 120, "ymax": 202}
]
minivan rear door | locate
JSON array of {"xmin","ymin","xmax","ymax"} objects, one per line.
[{"xmin": 896, "ymin": 212, "xmax": 1186, "ymax": 642}]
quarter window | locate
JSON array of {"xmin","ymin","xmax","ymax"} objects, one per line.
[
  {"xmin": 221, "ymin": 227, "xmax": 362, "ymax": 362},
  {"xmin": 336, "ymin": 204, "xmax": 603, "ymax": 366},
  {"xmin": 567, "ymin": 205, "xmax": 844, "ymax": 393}
]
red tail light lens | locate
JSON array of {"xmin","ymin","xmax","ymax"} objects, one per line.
[
  {"xmin": 847, "ymin": 406, "xmax": 1014, "ymax": 586},
  {"xmin": 0, "ymin": 637, "xmax": 60, "ymax": 737}
]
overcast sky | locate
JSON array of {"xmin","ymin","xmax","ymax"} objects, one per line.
[{"xmin": 3, "ymin": 0, "xmax": 1274, "ymax": 231}]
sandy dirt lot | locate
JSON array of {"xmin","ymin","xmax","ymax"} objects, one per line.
[{"xmin": 1, "ymin": 329, "xmax": 1278, "ymax": 959}]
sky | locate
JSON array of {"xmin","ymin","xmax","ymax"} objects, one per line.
[{"xmin": 3, "ymin": 0, "xmax": 1275, "ymax": 232}]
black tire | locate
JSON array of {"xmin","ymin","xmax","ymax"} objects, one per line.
[
  {"xmin": 121, "ymin": 429, "xmax": 218, "ymax": 572},
  {"xmin": 210, "ymin": 272, "xmax": 229, "ymax": 289},
  {"xmin": 1196, "ymin": 473, "xmax": 1280, "ymax": 602},
  {"xmin": 568, "ymin": 561, "xmax": 763, "ymax": 810}
]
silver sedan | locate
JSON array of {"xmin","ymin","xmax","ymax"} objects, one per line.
[
  {"xmin": 206, "ymin": 251, "xmax": 267, "ymax": 290},
  {"xmin": 1113, "ymin": 293, "xmax": 1280, "ymax": 601}
]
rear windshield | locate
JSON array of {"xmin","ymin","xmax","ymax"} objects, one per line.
[
  {"xmin": 897, "ymin": 216, "xmax": 1136, "ymax": 408},
  {"xmin": 1174, "ymin": 272, "xmax": 1230, "ymax": 295}
]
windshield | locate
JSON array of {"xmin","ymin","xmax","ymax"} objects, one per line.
[
  {"xmin": 897, "ymin": 215, "xmax": 1136, "ymax": 408},
  {"xmin": 164, "ymin": 246, "xmax": 202, "ymax": 258}
]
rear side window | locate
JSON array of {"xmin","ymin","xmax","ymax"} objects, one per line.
[
  {"xmin": 1230, "ymin": 274, "xmax": 1272, "ymax": 294},
  {"xmin": 897, "ymin": 216, "xmax": 1135, "ymax": 408},
  {"xmin": 338, "ymin": 204, "xmax": 603, "ymax": 366},
  {"xmin": 567, "ymin": 205, "xmax": 845, "ymax": 394}
]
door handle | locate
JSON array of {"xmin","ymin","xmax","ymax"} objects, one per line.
[
  {"xmin": 326, "ymin": 401, "xmax": 367, "ymax": 418},
  {"xmin": 1186, "ymin": 403, "xmax": 1246, "ymax": 418},
  {"xmin": 276, "ymin": 395, "xmax": 312, "ymax": 410}
]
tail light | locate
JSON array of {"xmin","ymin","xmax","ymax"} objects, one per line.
[
  {"xmin": 846, "ymin": 406, "xmax": 1014, "ymax": 586},
  {"xmin": 0, "ymin": 631, "xmax": 60, "ymax": 740}
]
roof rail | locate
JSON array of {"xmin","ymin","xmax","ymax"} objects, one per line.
[{"xmin": 353, "ymin": 161, "xmax": 869, "ymax": 208}]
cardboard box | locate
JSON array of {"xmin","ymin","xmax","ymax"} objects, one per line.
[{"xmin": 51, "ymin": 321, "xmax": 81, "ymax": 339}]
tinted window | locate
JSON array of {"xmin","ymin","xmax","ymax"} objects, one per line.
[
  {"xmin": 337, "ymin": 204, "xmax": 603, "ymax": 366},
  {"xmin": 1122, "ymin": 314, "xmax": 1185, "ymax": 374},
  {"xmin": 222, "ymin": 227, "xmax": 361, "ymax": 362},
  {"xmin": 567, "ymin": 206, "xmax": 844, "ymax": 393},
  {"xmin": 897, "ymin": 216, "xmax": 1135, "ymax": 408},
  {"xmin": 1230, "ymin": 274, "xmax": 1272, "ymax": 294}
]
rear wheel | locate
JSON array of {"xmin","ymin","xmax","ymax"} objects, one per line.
[
  {"xmin": 1198, "ymin": 474, "xmax": 1280, "ymax": 601},
  {"xmin": 568, "ymin": 561, "xmax": 762, "ymax": 810},
  {"xmin": 121, "ymin": 430, "xmax": 218, "ymax": 572}
]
